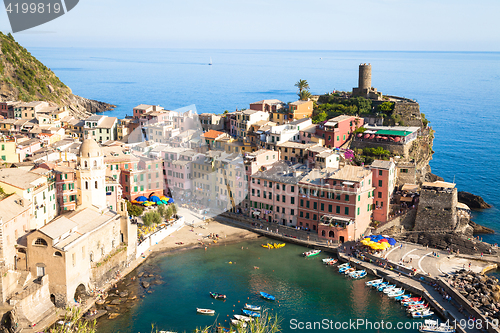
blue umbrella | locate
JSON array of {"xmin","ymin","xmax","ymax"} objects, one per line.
[
  {"xmin": 387, "ymin": 238, "xmax": 397, "ymax": 246},
  {"xmin": 136, "ymin": 196, "xmax": 148, "ymax": 202},
  {"xmin": 149, "ymin": 196, "xmax": 161, "ymax": 203}
]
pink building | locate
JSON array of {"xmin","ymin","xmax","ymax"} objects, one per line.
[
  {"xmin": 249, "ymin": 161, "xmax": 303, "ymax": 226},
  {"xmin": 249, "ymin": 99, "xmax": 284, "ymax": 112},
  {"xmin": 370, "ymin": 159, "xmax": 396, "ymax": 222},
  {"xmin": 298, "ymin": 166, "xmax": 374, "ymax": 242},
  {"xmin": 162, "ymin": 149, "xmax": 204, "ymax": 198},
  {"xmin": 316, "ymin": 115, "xmax": 364, "ymax": 148}
]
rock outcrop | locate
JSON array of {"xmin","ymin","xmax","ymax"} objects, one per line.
[
  {"xmin": 470, "ymin": 221, "xmax": 495, "ymax": 235},
  {"xmin": 0, "ymin": 31, "xmax": 114, "ymax": 119},
  {"xmin": 458, "ymin": 192, "xmax": 492, "ymax": 209},
  {"xmin": 401, "ymin": 232, "xmax": 494, "ymax": 255}
]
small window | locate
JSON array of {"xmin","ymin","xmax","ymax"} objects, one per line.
[
  {"xmin": 54, "ymin": 251, "xmax": 63, "ymax": 257},
  {"xmin": 34, "ymin": 238, "xmax": 48, "ymax": 246}
]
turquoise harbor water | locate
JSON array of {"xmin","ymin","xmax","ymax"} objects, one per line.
[
  {"xmin": 23, "ymin": 48, "xmax": 500, "ymax": 330},
  {"xmin": 96, "ymin": 239, "xmax": 425, "ymax": 333}
]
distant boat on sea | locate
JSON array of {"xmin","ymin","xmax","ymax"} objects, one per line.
[{"xmin": 209, "ymin": 57, "xmax": 212, "ymax": 65}]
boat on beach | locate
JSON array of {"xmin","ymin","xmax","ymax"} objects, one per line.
[
  {"xmin": 244, "ymin": 304, "xmax": 261, "ymax": 311},
  {"xmin": 242, "ymin": 309, "xmax": 261, "ymax": 317},
  {"xmin": 197, "ymin": 308, "xmax": 215, "ymax": 315},
  {"xmin": 260, "ymin": 292, "xmax": 275, "ymax": 301},
  {"xmin": 303, "ymin": 250, "xmax": 321, "ymax": 257},
  {"xmin": 418, "ymin": 319, "xmax": 455, "ymax": 333},
  {"xmin": 210, "ymin": 292, "xmax": 226, "ymax": 299}
]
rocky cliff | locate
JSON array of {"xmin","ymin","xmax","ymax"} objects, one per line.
[{"xmin": 0, "ymin": 31, "xmax": 114, "ymax": 118}]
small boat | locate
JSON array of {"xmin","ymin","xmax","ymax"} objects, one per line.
[
  {"xmin": 394, "ymin": 294, "xmax": 411, "ymax": 301},
  {"xmin": 234, "ymin": 315, "xmax": 253, "ymax": 322},
  {"xmin": 260, "ymin": 292, "xmax": 275, "ymax": 301},
  {"xmin": 349, "ymin": 270, "xmax": 366, "ymax": 279},
  {"xmin": 209, "ymin": 57, "xmax": 213, "ymax": 65},
  {"xmin": 262, "ymin": 243, "xmax": 273, "ymax": 249},
  {"xmin": 322, "ymin": 258, "xmax": 337, "ymax": 264},
  {"xmin": 274, "ymin": 243, "xmax": 285, "ymax": 248},
  {"xmin": 377, "ymin": 284, "xmax": 395, "ymax": 292},
  {"xmin": 365, "ymin": 279, "xmax": 383, "ymax": 286},
  {"xmin": 338, "ymin": 263, "xmax": 350, "ymax": 269},
  {"xmin": 230, "ymin": 319, "xmax": 247, "ymax": 327},
  {"xmin": 419, "ymin": 319, "xmax": 455, "ymax": 333},
  {"xmin": 384, "ymin": 287, "xmax": 402, "ymax": 294},
  {"xmin": 197, "ymin": 308, "xmax": 215, "ymax": 315},
  {"xmin": 210, "ymin": 292, "xmax": 226, "ymax": 299},
  {"xmin": 338, "ymin": 265, "xmax": 351, "ymax": 273},
  {"xmin": 411, "ymin": 309, "xmax": 434, "ymax": 318},
  {"xmin": 303, "ymin": 250, "xmax": 321, "ymax": 257},
  {"xmin": 401, "ymin": 297, "xmax": 421, "ymax": 304},
  {"xmin": 407, "ymin": 305, "xmax": 429, "ymax": 313},
  {"xmin": 404, "ymin": 300, "xmax": 425, "ymax": 307},
  {"xmin": 242, "ymin": 309, "xmax": 260, "ymax": 318},
  {"xmin": 344, "ymin": 267, "xmax": 356, "ymax": 275},
  {"xmin": 244, "ymin": 304, "xmax": 261, "ymax": 311},
  {"xmin": 387, "ymin": 290, "xmax": 405, "ymax": 298},
  {"xmin": 327, "ymin": 260, "xmax": 338, "ymax": 266}
]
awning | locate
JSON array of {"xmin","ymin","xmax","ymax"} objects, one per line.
[
  {"xmin": 375, "ymin": 130, "xmax": 413, "ymax": 137},
  {"xmin": 400, "ymin": 197, "xmax": 413, "ymax": 202},
  {"xmin": 401, "ymin": 184, "xmax": 418, "ymax": 192}
]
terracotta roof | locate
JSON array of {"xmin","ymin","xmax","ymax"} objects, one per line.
[{"xmin": 202, "ymin": 130, "xmax": 225, "ymax": 139}]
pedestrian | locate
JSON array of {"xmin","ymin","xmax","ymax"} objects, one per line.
[
  {"xmin": 481, "ymin": 252, "xmax": 483, "ymax": 258},
  {"xmin": 469, "ymin": 262, "xmax": 471, "ymax": 269}
]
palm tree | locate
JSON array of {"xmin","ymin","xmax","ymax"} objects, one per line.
[
  {"xmin": 295, "ymin": 79, "xmax": 309, "ymax": 94},
  {"xmin": 298, "ymin": 90, "xmax": 312, "ymax": 101}
]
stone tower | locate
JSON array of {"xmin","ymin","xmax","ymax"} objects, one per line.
[
  {"xmin": 76, "ymin": 138, "xmax": 107, "ymax": 211},
  {"xmin": 358, "ymin": 63, "xmax": 372, "ymax": 91}
]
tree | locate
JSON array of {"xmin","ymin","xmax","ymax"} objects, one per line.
[
  {"xmin": 157, "ymin": 204, "xmax": 166, "ymax": 217},
  {"xmin": 142, "ymin": 211, "xmax": 162, "ymax": 226},
  {"xmin": 298, "ymin": 90, "xmax": 311, "ymax": 101},
  {"xmin": 294, "ymin": 79, "xmax": 309, "ymax": 94},
  {"xmin": 171, "ymin": 204, "xmax": 178, "ymax": 216},
  {"xmin": 164, "ymin": 205, "xmax": 173, "ymax": 221},
  {"xmin": 377, "ymin": 101, "xmax": 394, "ymax": 115},
  {"xmin": 127, "ymin": 201, "xmax": 144, "ymax": 217}
]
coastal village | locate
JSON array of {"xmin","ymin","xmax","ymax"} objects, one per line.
[{"xmin": 0, "ymin": 64, "xmax": 497, "ymax": 332}]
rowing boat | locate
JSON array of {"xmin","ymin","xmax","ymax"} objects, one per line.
[
  {"xmin": 244, "ymin": 304, "xmax": 261, "ymax": 311},
  {"xmin": 260, "ymin": 292, "xmax": 275, "ymax": 301},
  {"xmin": 303, "ymin": 250, "xmax": 321, "ymax": 257},
  {"xmin": 197, "ymin": 308, "xmax": 215, "ymax": 315}
]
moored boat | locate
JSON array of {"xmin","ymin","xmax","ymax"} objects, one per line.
[
  {"xmin": 404, "ymin": 300, "xmax": 425, "ymax": 307},
  {"xmin": 384, "ymin": 287, "xmax": 402, "ymax": 294},
  {"xmin": 197, "ymin": 308, "xmax": 215, "ymax": 315},
  {"xmin": 260, "ymin": 292, "xmax": 276, "ymax": 301},
  {"xmin": 377, "ymin": 284, "xmax": 395, "ymax": 292},
  {"xmin": 322, "ymin": 258, "xmax": 337, "ymax": 264},
  {"xmin": 234, "ymin": 315, "xmax": 253, "ymax": 322},
  {"xmin": 365, "ymin": 278, "xmax": 383, "ymax": 286},
  {"xmin": 411, "ymin": 309, "xmax": 434, "ymax": 318},
  {"xmin": 230, "ymin": 319, "xmax": 247, "ymax": 327},
  {"xmin": 339, "ymin": 265, "xmax": 351, "ymax": 273},
  {"xmin": 387, "ymin": 289, "xmax": 405, "ymax": 298},
  {"xmin": 349, "ymin": 270, "xmax": 366, "ymax": 279},
  {"xmin": 303, "ymin": 250, "xmax": 321, "ymax": 257},
  {"xmin": 210, "ymin": 292, "xmax": 226, "ymax": 299},
  {"xmin": 244, "ymin": 304, "xmax": 261, "ymax": 311},
  {"xmin": 394, "ymin": 294, "xmax": 411, "ymax": 301},
  {"xmin": 344, "ymin": 267, "xmax": 356, "ymax": 275},
  {"xmin": 242, "ymin": 309, "xmax": 261, "ymax": 317}
]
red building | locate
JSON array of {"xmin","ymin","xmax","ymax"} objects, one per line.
[
  {"xmin": 54, "ymin": 165, "xmax": 78, "ymax": 211},
  {"xmin": 297, "ymin": 165, "xmax": 374, "ymax": 243},
  {"xmin": 316, "ymin": 115, "xmax": 364, "ymax": 148}
]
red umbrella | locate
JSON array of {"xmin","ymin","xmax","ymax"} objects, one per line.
[
  {"xmin": 357, "ymin": 133, "xmax": 363, "ymax": 138},
  {"xmin": 364, "ymin": 133, "xmax": 370, "ymax": 139},
  {"xmin": 394, "ymin": 137, "xmax": 401, "ymax": 142},
  {"xmin": 382, "ymin": 136, "xmax": 388, "ymax": 140},
  {"xmin": 376, "ymin": 135, "xmax": 382, "ymax": 139},
  {"xmin": 369, "ymin": 134, "xmax": 375, "ymax": 139}
]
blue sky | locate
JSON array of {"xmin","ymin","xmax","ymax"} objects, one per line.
[{"xmin": 1, "ymin": 0, "xmax": 499, "ymax": 51}]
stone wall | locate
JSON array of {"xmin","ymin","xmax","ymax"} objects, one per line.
[
  {"xmin": 374, "ymin": 209, "xmax": 417, "ymax": 234},
  {"xmin": 90, "ymin": 247, "xmax": 128, "ymax": 289},
  {"xmin": 393, "ymin": 101, "xmax": 423, "ymax": 127},
  {"xmin": 12, "ymin": 275, "xmax": 55, "ymax": 328},
  {"xmin": 414, "ymin": 188, "xmax": 458, "ymax": 231}
]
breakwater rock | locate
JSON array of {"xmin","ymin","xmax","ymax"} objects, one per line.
[
  {"xmin": 470, "ymin": 221, "xmax": 495, "ymax": 235},
  {"xmin": 451, "ymin": 270, "xmax": 500, "ymax": 321},
  {"xmin": 459, "ymin": 191, "xmax": 492, "ymax": 209}
]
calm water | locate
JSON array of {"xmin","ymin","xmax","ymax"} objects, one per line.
[
  {"xmin": 96, "ymin": 239, "xmax": 424, "ymax": 333},
  {"xmin": 27, "ymin": 48, "xmax": 500, "ymax": 242}
]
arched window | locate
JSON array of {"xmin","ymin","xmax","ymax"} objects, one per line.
[
  {"xmin": 321, "ymin": 230, "xmax": 325, "ymax": 237},
  {"xmin": 34, "ymin": 238, "xmax": 48, "ymax": 246},
  {"xmin": 54, "ymin": 251, "xmax": 62, "ymax": 257},
  {"xmin": 93, "ymin": 160, "xmax": 97, "ymax": 167},
  {"xmin": 95, "ymin": 181, "xmax": 98, "ymax": 189},
  {"xmin": 85, "ymin": 181, "xmax": 88, "ymax": 190},
  {"xmin": 329, "ymin": 231, "xmax": 334, "ymax": 238},
  {"xmin": 84, "ymin": 161, "xmax": 88, "ymax": 168}
]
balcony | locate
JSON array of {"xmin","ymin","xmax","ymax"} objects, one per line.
[{"xmin": 319, "ymin": 215, "xmax": 354, "ymax": 228}]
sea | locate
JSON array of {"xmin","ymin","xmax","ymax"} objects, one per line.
[{"xmin": 26, "ymin": 48, "xmax": 500, "ymax": 331}]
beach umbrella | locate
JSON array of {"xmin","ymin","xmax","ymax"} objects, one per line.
[
  {"xmin": 149, "ymin": 195, "xmax": 161, "ymax": 203},
  {"xmin": 160, "ymin": 196, "xmax": 168, "ymax": 201},
  {"xmin": 157, "ymin": 201, "xmax": 164, "ymax": 205},
  {"xmin": 131, "ymin": 200, "xmax": 138, "ymax": 204},
  {"xmin": 379, "ymin": 238, "xmax": 389, "ymax": 243},
  {"xmin": 136, "ymin": 196, "xmax": 148, "ymax": 202},
  {"xmin": 387, "ymin": 238, "xmax": 397, "ymax": 246},
  {"xmin": 161, "ymin": 199, "xmax": 169, "ymax": 204}
]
